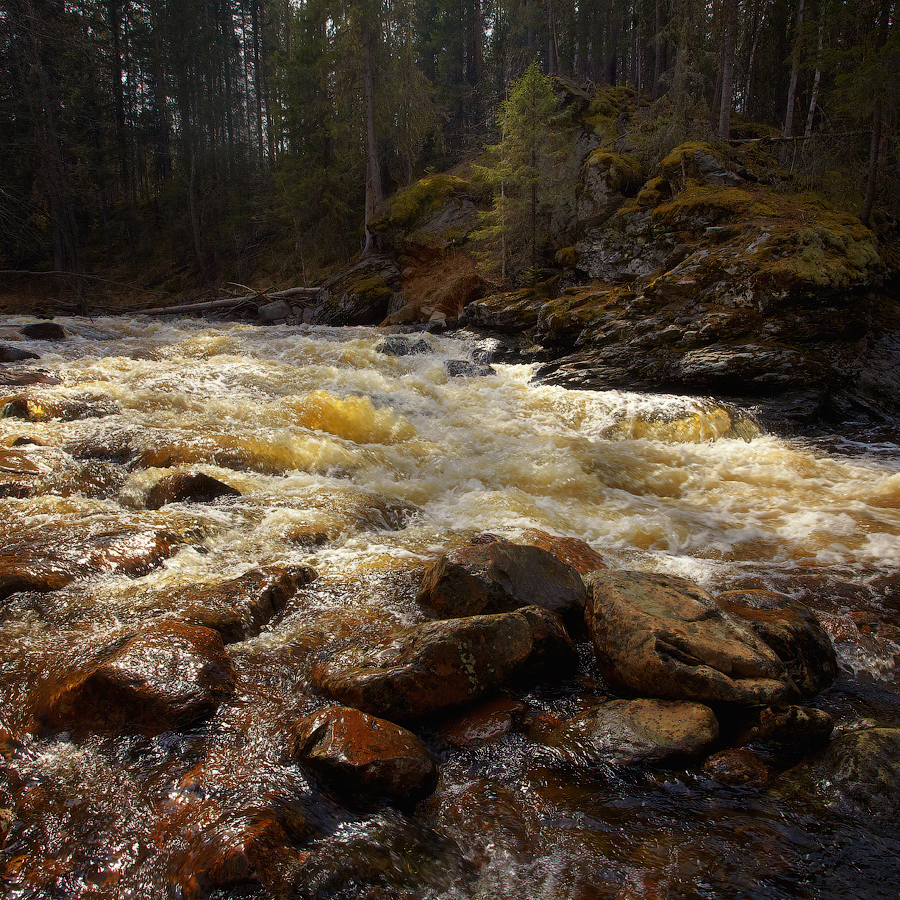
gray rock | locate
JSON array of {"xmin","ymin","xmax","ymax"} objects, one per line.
[{"xmin": 544, "ymin": 698, "xmax": 719, "ymax": 767}]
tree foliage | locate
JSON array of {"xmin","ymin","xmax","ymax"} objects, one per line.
[{"xmin": 0, "ymin": 0, "xmax": 897, "ymax": 291}]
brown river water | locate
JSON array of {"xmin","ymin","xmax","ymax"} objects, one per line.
[{"xmin": 1, "ymin": 316, "xmax": 899, "ymax": 899}]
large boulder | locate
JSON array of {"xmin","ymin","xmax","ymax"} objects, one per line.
[
  {"xmin": 291, "ymin": 705, "xmax": 438, "ymax": 803},
  {"xmin": 312, "ymin": 256, "xmax": 401, "ymax": 326},
  {"xmin": 543, "ymin": 698, "xmax": 719, "ymax": 768},
  {"xmin": 716, "ymin": 590, "xmax": 838, "ymax": 697},
  {"xmin": 521, "ymin": 529, "xmax": 608, "ymax": 576},
  {"xmin": 586, "ymin": 571, "xmax": 800, "ymax": 706},
  {"xmin": 32, "ymin": 621, "xmax": 235, "ymax": 737},
  {"xmin": 416, "ymin": 540, "xmax": 586, "ymax": 621},
  {"xmin": 311, "ymin": 611, "xmax": 534, "ymax": 721}
]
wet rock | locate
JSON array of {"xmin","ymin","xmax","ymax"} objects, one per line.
[
  {"xmin": 445, "ymin": 359, "xmax": 496, "ymax": 377},
  {"xmin": 716, "ymin": 589, "xmax": 838, "ymax": 697},
  {"xmin": 290, "ymin": 809, "xmax": 471, "ymax": 899},
  {"xmin": 20, "ymin": 322, "xmax": 67, "ymax": 341},
  {"xmin": 417, "ymin": 540, "xmax": 587, "ymax": 620},
  {"xmin": 291, "ymin": 705, "xmax": 438, "ymax": 803},
  {"xmin": 779, "ymin": 727, "xmax": 900, "ymax": 835},
  {"xmin": 543, "ymin": 698, "xmax": 719, "ymax": 768},
  {"xmin": 437, "ymin": 694, "xmax": 526, "ymax": 748},
  {"xmin": 172, "ymin": 814, "xmax": 304, "ymax": 900},
  {"xmin": 0, "ymin": 370, "xmax": 61, "ymax": 387},
  {"xmin": 144, "ymin": 470, "xmax": 242, "ymax": 509},
  {"xmin": 311, "ymin": 611, "xmax": 534, "ymax": 721},
  {"xmin": 1, "ymin": 394, "xmax": 120, "ymax": 422},
  {"xmin": 733, "ymin": 704, "xmax": 834, "ymax": 749},
  {"xmin": 586, "ymin": 571, "xmax": 800, "ymax": 706},
  {"xmin": 703, "ymin": 748, "xmax": 770, "ymax": 787},
  {"xmin": 377, "ymin": 335, "xmax": 433, "ymax": 356},
  {"xmin": 33, "ymin": 621, "xmax": 235, "ymax": 737},
  {"xmin": 179, "ymin": 565, "xmax": 317, "ymax": 642},
  {"xmin": 521, "ymin": 528, "xmax": 608, "ymax": 575},
  {"xmin": 0, "ymin": 345, "xmax": 40, "ymax": 363},
  {"xmin": 514, "ymin": 605, "xmax": 579, "ymax": 684},
  {"xmin": 0, "ymin": 524, "xmax": 181, "ymax": 601}
]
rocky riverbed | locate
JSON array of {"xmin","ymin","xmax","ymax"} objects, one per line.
[{"xmin": 1, "ymin": 317, "xmax": 899, "ymax": 898}]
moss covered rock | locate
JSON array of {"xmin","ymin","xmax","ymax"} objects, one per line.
[{"xmin": 312, "ymin": 256, "xmax": 401, "ymax": 326}]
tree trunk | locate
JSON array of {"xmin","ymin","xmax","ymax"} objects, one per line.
[
  {"xmin": 781, "ymin": 0, "xmax": 805, "ymax": 165},
  {"xmin": 718, "ymin": 0, "xmax": 738, "ymax": 140},
  {"xmin": 361, "ymin": 20, "xmax": 383, "ymax": 255}
]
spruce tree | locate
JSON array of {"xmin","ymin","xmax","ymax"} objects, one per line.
[{"xmin": 474, "ymin": 61, "xmax": 567, "ymax": 281}]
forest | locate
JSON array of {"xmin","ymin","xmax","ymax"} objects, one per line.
[{"xmin": 1, "ymin": 0, "xmax": 898, "ymax": 300}]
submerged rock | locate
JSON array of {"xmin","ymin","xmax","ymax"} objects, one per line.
[
  {"xmin": 779, "ymin": 727, "xmax": 900, "ymax": 835},
  {"xmin": 703, "ymin": 748, "xmax": 770, "ymax": 787},
  {"xmin": 437, "ymin": 694, "xmax": 526, "ymax": 748},
  {"xmin": 1, "ymin": 394, "xmax": 120, "ymax": 422},
  {"xmin": 312, "ymin": 611, "xmax": 534, "ymax": 721},
  {"xmin": 0, "ymin": 345, "xmax": 40, "ymax": 363},
  {"xmin": 178, "ymin": 565, "xmax": 317, "ymax": 642},
  {"xmin": 417, "ymin": 540, "xmax": 587, "ymax": 620},
  {"xmin": 445, "ymin": 359, "xmax": 496, "ymax": 377},
  {"xmin": 291, "ymin": 705, "xmax": 437, "ymax": 803},
  {"xmin": 376, "ymin": 335, "xmax": 433, "ymax": 357},
  {"xmin": 543, "ymin": 698, "xmax": 719, "ymax": 768},
  {"xmin": 716, "ymin": 589, "xmax": 838, "ymax": 697},
  {"xmin": 33, "ymin": 621, "xmax": 235, "ymax": 737},
  {"xmin": 586, "ymin": 571, "xmax": 799, "ymax": 706},
  {"xmin": 145, "ymin": 470, "xmax": 242, "ymax": 509},
  {"xmin": 0, "ymin": 524, "xmax": 181, "ymax": 601}
]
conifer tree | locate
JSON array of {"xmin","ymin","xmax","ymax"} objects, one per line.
[{"xmin": 474, "ymin": 61, "xmax": 567, "ymax": 281}]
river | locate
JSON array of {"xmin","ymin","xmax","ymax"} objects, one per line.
[{"xmin": 1, "ymin": 316, "xmax": 899, "ymax": 899}]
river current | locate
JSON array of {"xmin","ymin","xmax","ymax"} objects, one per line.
[{"xmin": 1, "ymin": 316, "xmax": 899, "ymax": 898}]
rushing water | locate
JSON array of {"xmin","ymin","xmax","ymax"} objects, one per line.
[{"xmin": 1, "ymin": 316, "xmax": 899, "ymax": 899}]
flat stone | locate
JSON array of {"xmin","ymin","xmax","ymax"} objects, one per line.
[{"xmin": 311, "ymin": 611, "xmax": 534, "ymax": 721}]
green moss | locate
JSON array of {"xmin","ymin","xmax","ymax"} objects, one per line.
[
  {"xmin": 374, "ymin": 174, "xmax": 469, "ymax": 231},
  {"xmin": 637, "ymin": 176, "xmax": 670, "ymax": 208},
  {"xmin": 584, "ymin": 151, "xmax": 644, "ymax": 192},
  {"xmin": 653, "ymin": 185, "xmax": 755, "ymax": 228},
  {"xmin": 555, "ymin": 246, "xmax": 579, "ymax": 267},
  {"xmin": 658, "ymin": 142, "xmax": 723, "ymax": 182},
  {"xmin": 350, "ymin": 277, "xmax": 392, "ymax": 302},
  {"xmin": 583, "ymin": 86, "xmax": 636, "ymax": 143}
]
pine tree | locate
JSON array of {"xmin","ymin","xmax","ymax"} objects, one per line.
[{"xmin": 474, "ymin": 61, "xmax": 567, "ymax": 281}]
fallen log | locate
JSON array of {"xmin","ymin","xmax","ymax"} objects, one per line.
[{"xmin": 140, "ymin": 287, "xmax": 320, "ymax": 316}]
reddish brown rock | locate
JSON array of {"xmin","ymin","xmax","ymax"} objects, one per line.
[
  {"xmin": 311, "ymin": 612, "xmax": 534, "ymax": 721},
  {"xmin": 544, "ymin": 698, "xmax": 720, "ymax": 767},
  {"xmin": 586, "ymin": 571, "xmax": 799, "ymax": 706},
  {"xmin": 33, "ymin": 621, "xmax": 235, "ymax": 737},
  {"xmin": 417, "ymin": 540, "xmax": 586, "ymax": 619},
  {"xmin": 703, "ymin": 748, "xmax": 770, "ymax": 787},
  {"xmin": 716, "ymin": 590, "xmax": 838, "ymax": 697},
  {"xmin": 0, "ymin": 524, "xmax": 181, "ymax": 601},
  {"xmin": 178, "ymin": 565, "xmax": 316, "ymax": 643},
  {"xmin": 292, "ymin": 705, "xmax": 437, "ymax": 802},
  {"xmin": 437, "ymin": 694, "xmax": 526, "ymax": 748},
  {"xmin": 172, "ymin": 815, "xmax": 303, "ymax": 900},
  {"xmin": 0, "ymin": 345, "xmax": 39, "ymax": 363},
  {"xmin": 521, "ymin": 529, "xmax": 608, "ymax": 575},
  {"xmin": 0, "ymin": 370, "xmax": 60, "ymax": 386},
  {"xmin": 735, "ymin": 704, "xmax": 834, "ymax": 749},
  {"xmin": 514, "ymin": 605, "xmax": 579, "ymax": 684},
  {"xmin": 145, "ymin": 470, "xmax": 242, "ymax": 509}
]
